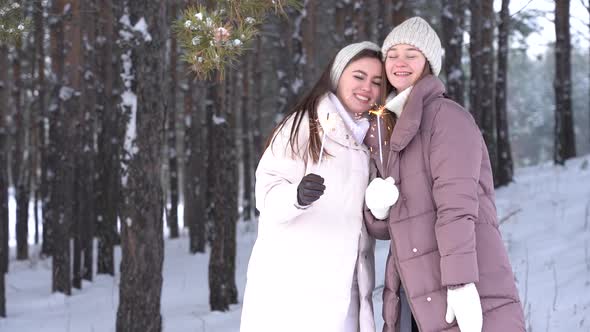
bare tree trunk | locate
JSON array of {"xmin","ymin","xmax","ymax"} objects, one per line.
[
  {"xmin": 116, "ymin": 1, "xmax": 166, "ymax": 330},
  {"xmin": 441, "ymin": 0, "xmax": 466, "ymax": 105},
  {"xmin": 252, "ymin": 37, "xmax": 264, "ymax": 170},
  {"xmin": 495, "ymin": 0, "xmax": 514, "ymax": 187},
  {"xmin": 12, "ymin": 35, "xmax": 30, "ymax": 261},
  {"xmin": 32, "ymin": 0, "xmax": 45, "ymax": 249},
  {"xmin": 167, "ymin": 0, "xmax": 179, "ymax": 239},
  {"xmin": 61, "ymin": 0, "xmax": 83, "ymax": 291},
  {"xmin": 480, "ymin": 0, "xmax": 497, "ymax": 175},
  {"xmin": 375, "ymin": 0, "xmax": 392, "ymax": 42},
  {"xmin": 49, "ymin": 0, "xmax": 73, "ymax": 296},
  {"xmin": 207, "ymin": 76, "xmax": 238, "ymax": 311},
  {"xmin": 0, "ymin": 44, "xmax": 9, "ymax": 317},
  {"xmin": 392, "ymin": 0, "xmax": 409, "ymax": 26},
  {"xmin": 469, "ymin": 0, "xmax": 482, "ymax": 124},
  {"xmin": 554, "ymin": 0, "xmax": 576, "ymax": 164},
  {"xmin": 38, "ymin": 0, "xmax": 51, "ymax": 257},
  {"xmin": 583, "ymin": 1, "xmax": 590, "ymax": 147},
  {"xmin": 184, "ymin": 74, "xmax": 206, "ymax": 253},
  {"xmin": 470, "ymin": 0, "xmax": 497, "ymax": 174},
  {"xmin": 241, "ymin": 50, "xmax": 254, "ymax": 222},
  {"xmin": 80, "ymin": 0, "xmax": 97, "ymax": 282},
  {"xmin": 95, "ymin": 0, "xmax": 121, "ymax": 276}
]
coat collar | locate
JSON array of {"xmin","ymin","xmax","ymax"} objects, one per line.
[
  {"xmin": 317, "ymin": 94, "xmax": 369, "ymax": 152},
  {"xmin": 388, "ymin": 75, "xmax": 446, "ymax": 152}
]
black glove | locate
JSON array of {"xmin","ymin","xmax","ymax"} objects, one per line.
[{"xmin": 296, "ymin": 173, "xmax": 326, "ymax": 206}]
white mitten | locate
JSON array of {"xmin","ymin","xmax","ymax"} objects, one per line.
[
  {"xmin": 364, "ymin": 177, "xmax": 399, "ymax": 220},
  {"xmin": 445, "ymin": 283, "xmax": 483, "ymax": 332}
]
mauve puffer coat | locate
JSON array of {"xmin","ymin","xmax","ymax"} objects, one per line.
[{"xmin": 364, "ymin": 75, "xmax": 525, "ymax": 332}]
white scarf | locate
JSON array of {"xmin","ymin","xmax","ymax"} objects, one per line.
[
  {"xmin": 327, "ymin": 93, "xmax": 370, "ymax": 145},
  {"xmin": 384, "ymin": 86, "xmax": 413, "ymax": 118}
]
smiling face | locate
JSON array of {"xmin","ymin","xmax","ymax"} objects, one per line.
[
  {"xmin": 384, "ymin": 44, "xmax": 428, "ymax": 92},
  {"xmin": 335, "ymin": 57, "xmax": 383, "ymax": 114}
]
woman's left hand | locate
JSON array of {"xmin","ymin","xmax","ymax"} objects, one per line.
[{"xmin": 445, "ymin": 283, "xmax": 482, "ymax": 332}]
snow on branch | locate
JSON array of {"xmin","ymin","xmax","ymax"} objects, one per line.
[
  {"xmin": 0, "ymin": 0, "xmax": 30, "ymax": 44},
  {"xmin": 175, "ymin": 0, "xmax": 302, "ymax": 80}
]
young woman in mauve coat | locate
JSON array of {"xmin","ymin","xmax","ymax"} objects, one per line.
[
  {"xmin": 240, "ymin": 42, "xmax": 385, "ymax": 332},
  {"xmin": 363, "ymin": 17, "xmax": 526, "ymax": 332}
]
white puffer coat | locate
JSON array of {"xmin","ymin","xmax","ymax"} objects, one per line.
[{"xmin": 240, "ymin": 94, "xmax": 376, "ymax": 332}]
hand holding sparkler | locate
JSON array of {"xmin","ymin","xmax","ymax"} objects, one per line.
[{"xmin": 368, "ymin": 104, "xmax": 387, "ymax": 167}]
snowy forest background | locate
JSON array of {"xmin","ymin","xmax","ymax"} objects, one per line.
[{"xmin": 0, "ymin": 0, "xmax": 589, "ymax": 331}]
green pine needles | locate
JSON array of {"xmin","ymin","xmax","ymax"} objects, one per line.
[
  {"xmin": 0, "ymin": 0, "xmax": 29, "ymax": 45},
  {"xmin": 175, "ymin": 0, "xmax": 301, "ymax": 80}
]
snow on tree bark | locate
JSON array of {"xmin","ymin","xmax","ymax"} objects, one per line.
[
  {"xmin": 48, "ymin": 0, "xmax": 73, "ymax": 296},
  {"xmin": 115, "ymin": 1, "xmax": 166, "ymax": 330}
]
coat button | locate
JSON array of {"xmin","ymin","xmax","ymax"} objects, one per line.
[
  {"xmin": 427, "ymin": 297, "xmax": 432, "ymax": 302},
  {"xmin": 346, "ymin": 134, "xmax": 349, "ymax": 139},
  {"xmin": 412, "ymin": 248, "xmax": 418, "ymax": 253}
]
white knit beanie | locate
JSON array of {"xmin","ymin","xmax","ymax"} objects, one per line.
[
  {"xmin": 381, "ymin": 17, "xmax": 443, "ymax": 76},
  {"xmin": 330, "ymin": 41, "xmax": 381, "ymax": 90}
]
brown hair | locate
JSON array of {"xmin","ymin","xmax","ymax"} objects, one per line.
[{"xmin": 265, "ymin": 49, "xmax": 383, "ymax": 163}]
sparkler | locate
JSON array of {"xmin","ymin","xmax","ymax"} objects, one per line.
[{"xmin": 369, "ymin": 104, "xmax": 386, "ymax": 166}]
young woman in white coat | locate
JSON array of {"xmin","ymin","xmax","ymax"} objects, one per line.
[{"xmin": 240, "ymin": 42, "xmax": 384, "ymax": 332}]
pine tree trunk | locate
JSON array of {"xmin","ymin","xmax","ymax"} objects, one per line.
[
  {"xmin": 495, "ymin": 0, "xmax": 514, "ymax": 187},
  {"xmin": 96, "ymin": 0, "xmax": 120, "ymax": 276},
  {"xmin": 252, "ymin": 37, "xmax": 264, "ymax": 168},
  {"xmin": 392, "ymin": 0, "xmax": 409, "ymax": 26},
  {"xmin": 80, "ymin": 0, "xmax": 97, "ymax": 282},
  {"xmin": 241, "ymin": 51, "xmax": 254, "ymax": 222},
  {"xmin": 554, "ymin": 0, "xmax": 576, "ymax": 164},
  {"xmin": 39, "ymin": 0, "xmax": 52, "ymax": 256},
  {"xmin": 33, "ymin": 0, "xmax": 45, "ymax": 248},
  {"xmin": 49, "ymin": 0, "xmax": 73, "ymax": 296},
  {"xmin": 587, "ymin": 2, "xmax": 590, "ymax": 148},
  {"xmin": 469, "ymin": 0, "xmax": 482, "ymax": 124},
  {"xmin": 0, "ymin": 44, "xmax": 9, "ymax": 318},
  {"xmin": 207, "ymin": 76, "xmax": 238, "ymax": 311},
  {"xmin": 273, "ymin": 11, "xmax": 293, "ymax": 115},
  {"xmin": 441, "ymin": 0, "xmax": 465, "ymax": 105},
  {"xmin": 480, "ymin": 0, "xmax": 497, "ymax": 176},
  {"xmin": 64, "ymin": 0, "xmax": 83, "ymax": 291},
  {"xmin": 115, "ymin": 1, "xmax": 166, "ymax": 330},
  {"xmin": 233, "ymin": 66, "xmax": 244, "ymax": 222},
  {"xmin": 184, "ymin": 74, "xmax": 206, "ymax": 253},
  {"xmin": 167, "ymin": 0, "xmax": 179, "ymax": 239},
  {"xmin": 12, "ymin": 39, "xmax": 30, "ymax": 261},
  {"xmin": 375, "ymin": 0, "xmax": 391, "ymax": 42},
  {"xmin": 353, "ymin": 0, "xmax": 367, "ymax": 40}
]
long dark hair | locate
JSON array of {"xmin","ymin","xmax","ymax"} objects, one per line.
[{"xmin": 265, "ymin": 49, "xmax": 383, "ymax": 164}]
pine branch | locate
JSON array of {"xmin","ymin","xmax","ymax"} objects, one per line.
[
  {"xmin": 0, "ymin": 1, "xmax": 30, "ymax": 45},
  {"xmin": 175, "ymin": 0, "xmax": 302, "ymax": 80}
]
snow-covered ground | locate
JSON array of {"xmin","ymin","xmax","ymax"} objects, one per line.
[{"xmin": 1, "ymin": 155, "xmax": 589, "ymax": 331}]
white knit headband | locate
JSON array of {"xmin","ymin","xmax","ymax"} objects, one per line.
[{"xmin": 330, "ymin": 41, "xmax": 381, "ymax": 90}]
